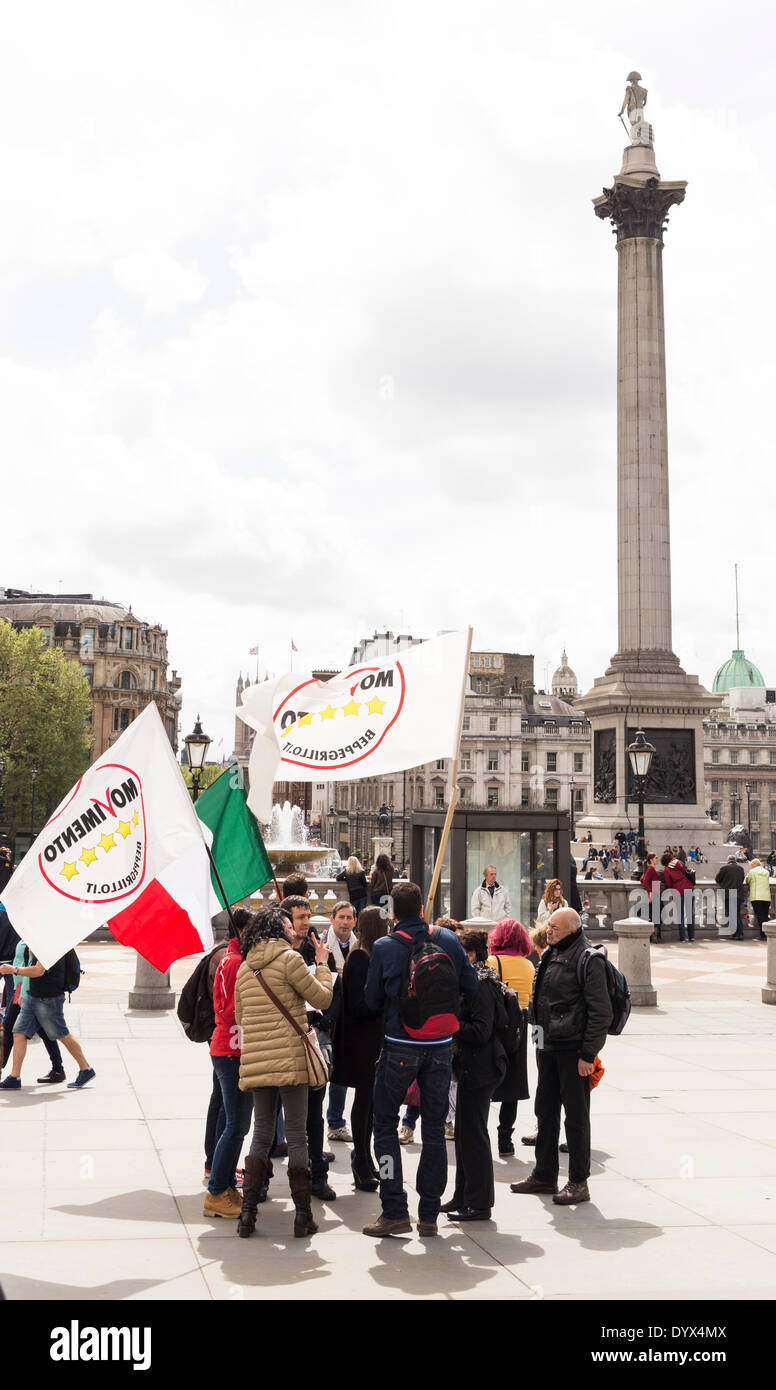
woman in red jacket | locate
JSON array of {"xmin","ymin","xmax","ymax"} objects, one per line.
[
  {"xmin": 203, "ymin": 908, "xmax": 253, "ymax": 1220},
  {"xmin": 661, "ymin": 852, "xmax": 696, "ymax": 943},
  {"xmin": 641, "ymin": 852, "xmax": 663, "ymax": 943}
]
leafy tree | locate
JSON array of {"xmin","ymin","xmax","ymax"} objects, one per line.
[
  {"xmin": 181, "ymin": 763, "xmax": 225, "ymax": 796},
  {"xmin": 0, "ymin": 620, "xmax": 92, "ymax": 837}
]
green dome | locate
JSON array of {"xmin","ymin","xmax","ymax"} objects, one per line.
[{"xmin": 712, "ymin": 649, "xmax": 765, "ymax": 693}]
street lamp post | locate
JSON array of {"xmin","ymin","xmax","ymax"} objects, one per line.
[
  {"xmin": 568, "ymin": 776, "xmax": 576, "ymax": 842},
  {"xmin": 627, "ymin": 729, "xmax": 656, "ymax": 864},
  {"xmin": 29, "ymin": 767, "xmax": 38, "ymax": 837},
  {"xmin": 184, "ymin": 716, "xmax": 212, "ymax": 802}
]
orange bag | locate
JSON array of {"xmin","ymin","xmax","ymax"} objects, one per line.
[{"xmin": 589, "ymin": 1055, "xmax": 605, "ymax": 1090}]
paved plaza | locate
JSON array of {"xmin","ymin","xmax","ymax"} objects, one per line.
[{"xmin": 2, "ymin": 937, "xmax": 776, "ymax": 1302}]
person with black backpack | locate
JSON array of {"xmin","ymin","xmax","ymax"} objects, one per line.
[
  {"xmin": 440, "ymin": 928, "xmax": 510, "ymax": 1223},
  {"xmin": 362, "ymin": 881, "xmax": 478, "ymax": 1238},
  {"xmin": 0, "ymin": 948, "xmax": 94, "ymax": 1089},
  {"xmin": 511, "ymin": 907, "xmax": 612, "ymax": 1206}
]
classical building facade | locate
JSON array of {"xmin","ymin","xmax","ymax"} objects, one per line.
[
  {"xmin": 704, "ymin": 646, "xmax": 776, "ymax": 854},
  {"xmin": 0, "ymin": 589, "xmax": 182, "ymax": 756}
]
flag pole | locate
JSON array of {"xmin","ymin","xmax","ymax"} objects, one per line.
[{"xmin": 424, "ymin": 626, "xmax": 473, "ymax": 922}]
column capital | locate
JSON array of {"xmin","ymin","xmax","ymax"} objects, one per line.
[{"xmin": 594, "ymin": 176, "xmax": 686, "ymax": 243}]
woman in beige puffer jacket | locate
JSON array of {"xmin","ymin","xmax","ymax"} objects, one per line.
[{"xmin": 234, "ymin": 907, "xmax": 333, "ymax": 1239}]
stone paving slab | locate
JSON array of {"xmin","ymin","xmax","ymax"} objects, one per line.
[{"xmin": 1, "ymin": 938, "xmax": 776, "ymax": 1300}]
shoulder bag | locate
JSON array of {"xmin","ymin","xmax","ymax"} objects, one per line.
[{"xmin": 252, "ymin": 967, "xmax": 329, "ymax": 1089}]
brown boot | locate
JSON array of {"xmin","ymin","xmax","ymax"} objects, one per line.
[
  {"xmin": 552, "ymin": 1180, "xmax": 590, "ymax": 1205},
  {"xmin": 510, "ymin": 1171, "xmax": 559, "ymax": 1195},
  {"xmin": 237, "ymin": 1156, "xmax": 269, "ymax": 1239},
  {"xmin": 288, "ymin": 1165, "xmax": 318, "ymax": 1237}
]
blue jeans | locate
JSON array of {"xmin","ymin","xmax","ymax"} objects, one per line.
[
  {"xmin": 208, "ymin": 1056, "xmax": 253, "ymax": 1195},
  {"xmin": 204, "ymin": 1063, "xmax": 226, "ymax": 1168},
  {"xmin": 327, "ymin": 1082, "xmax": 348, "ymax": 1131},
  {"xmin": 373, "ymin": 1041, "xmax": 452, "ymax": 1223}
]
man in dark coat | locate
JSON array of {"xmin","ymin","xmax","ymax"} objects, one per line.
[
  {"xmin": 715, "ymin": 856, "xmax": 746, "ymax": 939},
  {"xmin": 511, "ymin": 907, "xmax": 612, "ymax": 1205}
]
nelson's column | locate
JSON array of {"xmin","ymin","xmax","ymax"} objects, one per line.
[{"xmin": 577, "ymin": 74, "xmax": 719, "ymax": 850}]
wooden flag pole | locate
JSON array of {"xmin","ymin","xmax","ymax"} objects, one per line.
[{"xmin": 424, "ymin": 626, "xmax": 473, "ymax": 922}]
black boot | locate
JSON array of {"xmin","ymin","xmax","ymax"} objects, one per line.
[
  {"xmin": 351, "ymin": 1151, "xmax": 379, "ymax": 1192},
  {"xmin": 237, "ymin": 1156, "xmax": 269, "ymax": 1239},
  {"xmin": 288, "ymin": 1165, "xmax": 318, "ymax": 1237}
]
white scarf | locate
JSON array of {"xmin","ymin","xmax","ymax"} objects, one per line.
[{"xmin": 323, "ymin": 928, "xmax": 357, "ymax": 973}]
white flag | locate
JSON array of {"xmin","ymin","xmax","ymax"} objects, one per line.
[
  {"xmin": 1, "ymin": 704, "xmax": 219, "ymax": 969},
  {"xmin": 238, "ymin": 630, "xmax": 471, "ymax": 823}
]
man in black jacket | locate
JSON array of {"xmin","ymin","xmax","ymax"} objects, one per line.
[
  {"xmin": 511, "ymin": 907, "xmax": 612, "ymax": 1205},
  {"xmin": 715, "ymin": 856, "xmax": 746, "ymax": 939}
]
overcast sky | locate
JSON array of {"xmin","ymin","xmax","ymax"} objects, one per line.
[{"xmin": 3, "ymin": 0, "xmax": 774, "ymax": 754}]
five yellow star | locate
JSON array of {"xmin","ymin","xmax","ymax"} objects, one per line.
[
  {"xmin": 116, "ymin": 820, "xmax": 132, "ymax": 839},
  {"xmin": 298, "ymin": 712, "xmax": 312, "ymax": 727},
  {"xmin": 342, "ymin": 699, "xmax": 360, "ymax": 717},
  {"xmin": 79, "ymin": 845, "xmax": 98, "ymax": 866},
  {"xmin": 60, "ymin": 861, "xmax": 79, "ymax": 882},
  {"xmin": 367, "ymin": 696, "xmax": 386, "ymax": 715},
  {"xmin": 319, "ymin": 705, "xmax": 336, "ymax": 721},
  {"xmin": 99, "ymin": 832, "xmax": 116, "ymax": 853},
  {"xmin": 132, "ymin": 811, "xmax": 139, "ymax": 827}
]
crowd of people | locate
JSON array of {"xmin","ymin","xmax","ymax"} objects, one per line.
[{"xmin": 189, "ymin": 864, "xmax": 613, "ymax": 1238}]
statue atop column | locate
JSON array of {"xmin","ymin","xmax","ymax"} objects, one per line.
[{"xmin": 619, "ymin": 71, "xmax": 654, "ymax": 147}]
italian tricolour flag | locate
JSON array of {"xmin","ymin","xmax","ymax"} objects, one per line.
[{"xmin": 0, "ymin": 705, "xmax": 236, "ymax": 971}]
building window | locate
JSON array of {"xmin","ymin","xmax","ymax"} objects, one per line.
[
  {"xmin": 712, "ymin": 749, "xmax": 720, "ymax": 764},
  {"xmin": 711, "ymin": 803, "xmax": 720, "ymax": 821},
  {"xmin": 750, "ymin": 750, "xmax": 759, "ymax": 763},
  {"xmin": 459, "ymin": 786, "xmax": 469, "ymax": 804},
  {"xmin": 730, "ymin": 750, "xmax": 738, "ymax": 764},
  {"xmin": 711, "ymin": 780, "xmax": 720, "ymax": 794},
  {"xmin": 489, "ymin": 716, "xmax": 498, "ymax": 732},
  {"xmin": 113, "ymin": 708, "xmax": 133, "ymax": 732},
  {"xmin": 573, "ymin": 752, "xmax": 583, "ymax": 773},
  {"xmin": 487, "ymin": 785, "xmax": 499, "ymax": 807},
  {"xmin": 434, "ymin": 786, "xmax": 445, "ymax": 808},
  {"xmin": 115, "ymin": 671, "xmax": 137, "ymax": 690},
  {"xmin": 521, "ymin": 751, "xmax": 530, "ymax": 772},
  {"xmin": 436, "ymin": 759, "xmax": 446, "ymax": 771},
  {"xmin": 38, "ymin": 626, "xmax": 51, "ymax": 647},
  {"xmin": 462, "ymin": 716, "xmax": 470, "ymax": 731},
  {"xmin": 150, "ymin": 669, "xmax": 157, "ymax": 690},
  {"xmin": 770, "ymin": 804, "xmax": 776, "ymax": 823},
  {"xmin": 81, "ymin": 664, "xmax": 94, "ymax": 688},
  {"xmin": 473, "ymin": 656, "xmax": 481, "ymax": 668},
  {"xmin": 547, "ymin": 752, "xmax": 557, "ymax": 772},
  {"xmin": 749, "ymin": 781, "xmax": 759, "ymax": 793},
  {"xmin": 494, "ymin": 656, "xmax": 502, "ymax": 669},
  {"xmin": 771, "ymin": 751, "xmax": 776, "ymax": 766},
  {"xmin": 521, "ymin": 788, "xmax": 530, "ymax": 807},
  {"xmin": 122, "ymin": 627, "xmax": 133, "ymax": 650},
  {"xmin": 752, "ymin": 803, "xmax": 760, "ymax": 822},
  {"xmin": 81, "ymin": 627, "xmax": 95, "ymax": 659},
  {"xmin": 417, "ymin": 787, "xmax": 423, "ymax": 807},
  {"xmin": 730, "ymin": 780, "xmax": 739, "ymax": 794},
  {"xmin": 573, "ymin": 789, "xmax": 584, "ymax": 813},
  {"xmin": 483, "ymin": 656, "xmax": 491, "ymax": 668},
  {"xmin": 460, "ymin": 751, "xmax": 471, "ymax": 771},
  {"xmin": 546, "ymin": 787, "xmax": 558, "ymax": 809},
  {"xmin": 487, "ymin": 750, "xmax": 499, "ymax": 772}
]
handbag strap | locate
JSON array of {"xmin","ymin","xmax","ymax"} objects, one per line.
[
  {"xmin": 253, "ymin": 967, "xmax": 310, "ymax": 1042},
  {"xmin": 495, "ymin": 954, "xmax": 503, "ymax": 981}
]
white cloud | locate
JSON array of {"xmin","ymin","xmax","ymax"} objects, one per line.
[{"xmin": 1, "ymin": 0, "xmax": 775, "ymax": 753}]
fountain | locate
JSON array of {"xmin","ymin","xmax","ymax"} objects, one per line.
[{"xmin": 263, "ymin": 801, "xmax": 333, "ymax": 873}]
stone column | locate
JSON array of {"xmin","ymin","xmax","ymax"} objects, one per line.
[
  {"xmin": 761, "ymin": 920, "xmax": 776, "ymax": 1004},
  {"xmin": 614, "ymin": 916, "xmax": 657, "ymax": 1006},
  {"xmin": 128, "ymin": 953, "xmax": 176, "ymax": 1010},
  {"xmin": 594, "ymin": 176, "xmax": 687, "ymax": 675}
]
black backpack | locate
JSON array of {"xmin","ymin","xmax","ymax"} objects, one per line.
[
  {"xmin": 62, "ymin": 949, "xmax": 82, "ymax": 999},
  {"xmin": 492, "ymin": 956, "xmax": 525, "ymax": 1056},
  {"xmin": 395, "ymin": 926, "xmax": 461, "ymax": 1041},
  {"xmin": 576, "ymin": 944, "xmax": 631, "ymax": 1035},
  {"xmin": 177, "ymin": 945, "xmax": 225, "ymax": 1043}
]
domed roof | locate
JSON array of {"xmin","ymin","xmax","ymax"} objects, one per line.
[
  {"xmin": 551, "ymin": 648, "xmax": 578, "ymax": 695},
  {"xmin": 712, "ymin": 649, "xmax": 765, "ymax": 693}
]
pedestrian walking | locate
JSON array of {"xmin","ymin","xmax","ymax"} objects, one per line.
[{"xmin": 0, "ymin": 950, "xmax": 94, "ymax": 1090}]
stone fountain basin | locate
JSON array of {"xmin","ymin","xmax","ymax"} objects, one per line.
[{"xmin": 267, "ymin": 846, "xmax": 331, "ymax": 869}]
